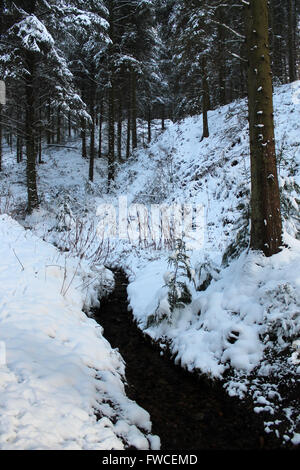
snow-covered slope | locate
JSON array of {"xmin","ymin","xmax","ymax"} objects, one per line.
[
  {"xmin": 113, "ymin": 82, "xmax": 300, "ymax": 444},
  {"xmin": 0, "ymin": 215, "xmax": 158, "ymax": 450},
  {"xmin": 113, "ymin": 82, "xmax": 299, "ymax": 253},
  {"xmin": 0, "ymin": 82, "xmax": 299, "ymax": 447}
]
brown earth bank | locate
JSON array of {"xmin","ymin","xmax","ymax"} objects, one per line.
[{"xmin": 93, "ymin": 269, "xmax": 291, "ymax": 451}]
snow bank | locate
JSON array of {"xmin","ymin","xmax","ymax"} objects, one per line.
[
  {"xmin": 129, "ymin": 238, "xmax": 300, "ymax": 377},
  {"xmin": 1, "ymin": 81, "xmax": 299, "ymax": 445},
  {"xmin": 0, "ymin": 215, "xmax": 157, "ymax": 450},
  {"xmin": 123, "ymin": 82, "xmax": 300, "ymax": 443}
]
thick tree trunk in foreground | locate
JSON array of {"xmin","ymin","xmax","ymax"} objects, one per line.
[{"xmin": 245, "ymin": 0, "xmax": 282, "ymax": 257}]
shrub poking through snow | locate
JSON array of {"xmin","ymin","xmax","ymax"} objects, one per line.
[
  {"xmin": 221, "ymin": 187, "xmax": 251, "ymax": 267},
  {"xmin": 195, "ymin": 255, "xmax": 221, "ymax": 291},
  {"xmin": 167, "ymin": 239, "xmax": 193, "ymax": 312},
  {"xmin": 147, "ymin": 240, "xmax": 193, "ymax": 327},
  {"xmin": 280, "ymin": 179, "xmax": 300, "ymax": 240},
  {"xmin": 55, "ymin": 195, "xmax": 75, "ymax": 232}
]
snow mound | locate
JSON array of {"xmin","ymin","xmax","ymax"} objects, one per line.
[{"xmin": 0, "ymin": 215, "xmax": 157, "ymax": 450}]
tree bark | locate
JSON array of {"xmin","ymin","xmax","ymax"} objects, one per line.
[
  {"xmin": 17, "ymin": 135, "xmax": 23, "ymax": 163},
  {"xmin": 56, "ymin": 108, "xmax": 61, "ymax": 144},
  {"xmin": 288, "ymin": 0, "xmax": 296, "ymax": 82},
  {"xmin": 216, "ymin": 9, "xmax": 226, "ymax": 105},
  {"xmin": 201, "ymin": 55, "xmax": 209, "ymax": 140},
  {"xmin": 0, "ymin": 104, "xmax": 2, "ymax": 172},
  {"xmin": 148, "ymin": 106, "xmax": 151, "ymax": 143},
  {"xmin": 126, "ymin": 91, "xmax": 131, "ymax": 158},
  {"xmin": 107, "ymin": 0, "xmax": 115, "ymax": 186},
  {"xmin": 81, "ymin": 116, "xmax": 87, "ymax": 159},
  {"xmin": 25, "ymin": 50, "xmax": 39, "ymax": 212},
  {"xmin": 131, "ymin": 68, "xmax": 137, "ymax": 149},
  {"xmin": 68, "ymin": 110, "xmax": 71, "ymax": 138},
  {"xmin": 245, "ymin": 0, "xmax": 282, "ymax": 257},
  {"xmin": 117, "ymin": 92, "xmax": 122, "ymax": 161},
  {"xmin": 46, "ymin": 99, "xmax": 51, "ymax": 144},
  {"xmin": 108, "ymin": 79, "xmax": 115, "ymax": 185},
  {"xmin": 98, "ymin": 99, "xmax": 103, "ymax": 158},
  {"xmin": 89, "ymin": 86, "xmax": 96, "ymax": 182},
  {"xmin": 161, "ymin": 104, "xmax": 165, "ymax": 131}
]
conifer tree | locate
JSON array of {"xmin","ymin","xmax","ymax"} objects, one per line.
[{"xmin": 0, "ymin": 0, "xmax": 93, "ymax": 210}]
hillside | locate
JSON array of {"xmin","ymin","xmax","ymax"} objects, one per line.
[{"xmin": 0, "ymin": 82, "xmax": 299, "ymax": 447}]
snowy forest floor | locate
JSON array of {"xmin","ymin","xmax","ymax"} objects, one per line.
[{"xmin": 0, "ymin": 83, "xmax": 300, "ymax": 449}]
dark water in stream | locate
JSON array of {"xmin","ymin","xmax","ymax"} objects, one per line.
[{"xmin": 94, "ymin": 270, "xmax": 282, "ymax": 451}]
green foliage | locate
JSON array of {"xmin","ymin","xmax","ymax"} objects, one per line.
[
  {"xmin": 280, "ymin": 179, "xmax": 300, "ymax": 240},
  {"xmin": 222, "ymin": 200, "xmax": 250, "ymax": 266},
  {"xmin": 146, "ymin": 239, "xmax": 193, "ymax": 328},
  {"xmin": 195, "ymin": 256, "xmax": 220, "ymax": 292},
  {"xmin": 167, "ymin": 239, "xmax": 193, "ymax": 312}
]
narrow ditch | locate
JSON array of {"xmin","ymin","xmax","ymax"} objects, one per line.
[{"xmin": 94, "ymin": 269, "xmax": 281, "ymax": 450}]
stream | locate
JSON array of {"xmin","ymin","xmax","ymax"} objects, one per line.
[{"xmin": 94, "ymin": 270, "xmax": 281, "ymax": 450}]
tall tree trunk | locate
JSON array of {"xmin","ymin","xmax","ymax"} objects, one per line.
[
  {"xmin": 108, "ymin": 79, "xmax": 115, "ymax": 186},
  {"xmin": 89, "ymin": 117, "xmax": 95, "ymax": 182},
  {"xmin": 148, "ymin": 106, "xmax": 151, "ymax": 144},
  {"xmin": 51, "ymin": 117, "xmax": 55, "ymax": 144},
  {"xmin": 9, "ymin": 131, "xmax": 12, "ymax": 152},
  {"xmin": 0, "ymin": 104, "xmax": 2, "ymax": 172},
  {"xmin": 117, "ymin": 92, "xmax": 122, "ymax": 161},
  {"xmin": 17, "ymin": 135, "xmax": 22, "ymax": 163},
  {"xmin": 98, "ymin": 99, "xmax": 103, "ymax": 158},
  {"xmin": 216, "ymin": 9, "xmax": 226, "ymax": 105},
  {"xmin": 25, "ymin": 51, "xmax": 39, "ymax": 212},
  {"xmin": 89, "ymin": 84, "xmax": 96, "ymax": 182},
  {"xmin": 38, "ymin": 133, "xmax": 42, "ymax": 163},
  {"xmin": 245, "ymin": 0, "xmax": 282, "ymax": 257},
  {"xmin": 126, "ymin": 91, "xmax": 131, "ymax": 158},
  {"xmin": 81, "ymin": 116, "xmax": 87, "ymax": 159},
  {"xmin": 46, "ymin": 99, "xmax": 51, "ymax": 144},
  {"xmin": 68, "ymin": 110, "xmax": 71, "ymax": 138},
  {"xmin": 201, "ymin": 55, "xmax": 209, "ymax": 140},
  {"xmin": 161, "ymin": 104, "xmax": 165, "ymax": 131},
  {"xmin": 24, "ymin": 0, "xmax": 38, "ymax": 211},
  {"xmin": 107, "ymin": 0, "xmax": 115, "ymax": 186},
  {"xmin": 131, "ymin": 68, "xmax": 137, "ymax": 149},
  {"xmin": 56, "ymin": 108, "xmax": 61, "ymax": 144},
  {"xmin": 38, "ymin": 99, "xmax": 42, "ymax": 163},
  {"xmin": 0, "ymin": 0, "xmax": 3, "ymax": 172},
  {"xmin": 288, "ymin": 0, "xmax": 296, "ymax": 82}
]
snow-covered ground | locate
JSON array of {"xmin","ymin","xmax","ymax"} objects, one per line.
[
  {"xmin": 0, "ymin": 214, "xmax": 159, "ymax": 449},
  {"xmin": 0, "ymin": 82, "xmax": 299, "ymax": 447}
]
